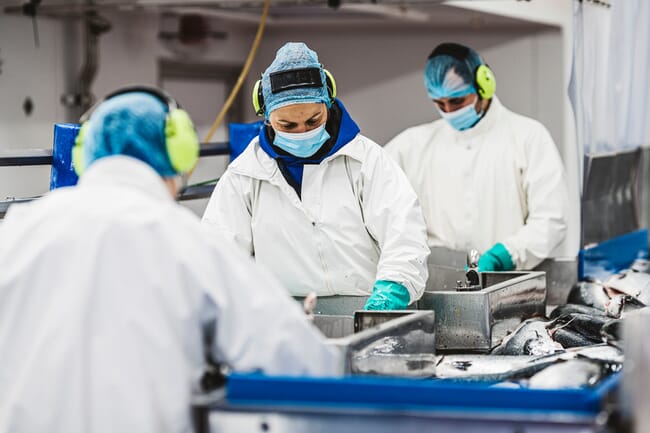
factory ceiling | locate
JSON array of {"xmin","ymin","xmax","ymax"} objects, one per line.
[{"xmin": 1, "ymin": 0, "xmax": 554, "ymax": 31}]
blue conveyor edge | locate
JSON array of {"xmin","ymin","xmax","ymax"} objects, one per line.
[{"xmin": 225, "ymin": 371, "xmax": 620, "ymax": 417}]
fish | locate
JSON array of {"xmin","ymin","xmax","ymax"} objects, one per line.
[
  {"xmin": 629, "ymin": 258, "xmax": 650, "ymax": 273},
  {"xmin": 549, "ymin": 303, "xmax": 611, "ymax": 319},
  {"xmin": 550, "ymin": 327, "xmax": 600, "ymax": 348},
  {"xmin": 566, "ymin": 281, "xmax": 625, "ymax": 317},
  {"xmin": 600, "ymin": 319, "xmax": 623, "ymax": 345},
  {"xmin": 491, "ymin": 318, "xmax": 564, "ymax": 356},
  {"xmin": 549, "ymin": 312, "xmax": 611, "ymax": 342},
  {"xmin": 605, "ymin": 270, "xmax": 650, "ymax": 305},
  {"xmin": 434, "ymin": 354, "xmax": 562, "ymax": 382},
  {"xmin": 526, "ymin": 359, "xmax": 603, "ymax": 389},
  {"xmin": 570, "ymin": 343, "xmax": 624, "ymax": 365}
]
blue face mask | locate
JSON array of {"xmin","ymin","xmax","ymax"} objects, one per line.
[
  {"xmin": 438, "ymin": 100, "xmax": 483, "ymax": 131},
  {"xmin": 273, "ymin": 123, "xmax": 330, "ymax": 158}
]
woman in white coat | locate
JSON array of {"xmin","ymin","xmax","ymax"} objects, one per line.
[
  {"xmin": 386, "ymin": 42, "xmax": 569, "ymax": 271},
  {"xmin": 0, "ymin": 88, "xmax": 339, "ymax": 433},
  {"xmin": 202, "ymin": 42, "xmax": 429, "ymax": 310}
]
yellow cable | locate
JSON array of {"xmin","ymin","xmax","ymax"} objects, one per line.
[{"xmin": 201, "ymin": 0, "xmax": 270, "ymax": 144}]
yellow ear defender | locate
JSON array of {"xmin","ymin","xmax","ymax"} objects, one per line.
[
  {"xmin": 72, "ymin": 86, "xmax": 200, "ymax": 177},
  {"xmin": 428, "ymin": 43, "xmax": 496, "ymax": 100},
  {"xmin": 475, "ymin": 64, "xmax": 496, "ymax": 100},
  {"xmin": 251, "ymin": 67, "xmax": 337, "ymax": 117}
]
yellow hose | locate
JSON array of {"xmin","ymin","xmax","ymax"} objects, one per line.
[{"xmin": 201, "ymin": 0, "xmax": 270, "ymax": 144}]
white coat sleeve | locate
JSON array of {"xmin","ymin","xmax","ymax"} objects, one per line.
[
  {"xmin": 359, "ymin": 144, "xmax": 430, "ymax": 302},
  {"xmin": 501, "ymin": 125, "xmax": 568, "ymax": 270},
  {"xmin": 201, "ymin": 170, "xmax": 254, "ymax": 256},
  {"xmin": 202, "ymin": 244, "xmax": 342, "ymax": 377}
]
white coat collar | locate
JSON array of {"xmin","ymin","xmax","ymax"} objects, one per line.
[
  {"xmin": 79, "ymin": 156, "xmax": 174, "ymax": 203},
  {"xmin": 229, "ymin": 134, "xmax": 365, "ymax": 181},
  {"xmin": 443, "ymin": 95, "xmax": 505, "ymax": 141}
]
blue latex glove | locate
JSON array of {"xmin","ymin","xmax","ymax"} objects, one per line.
[
  {"xmin": 364, "ymin": 280, "xmax": 410, "ymax": 310},
  {"xmin": 477, "ymin": 243, "xmax": 515, "ymax": 272}
]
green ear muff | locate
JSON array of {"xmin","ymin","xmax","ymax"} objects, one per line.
[
  {"xmin": 323, "ymin": 69, "xmax": 337, "ymax": 100},
  {"xmin": 252, "ymin": 78, "xmax": 264, "ymax": 117},
  {"xmin": 251, "ymin": 68, "xmax": 338, "ymax": 117},
  {"xmin": 475, "ymin": 64, "xmax": 496, "ymax": 100},
  {"xmin": 165, "ymin": 108, "xmax": 200, "ymax": 174},
  {"xmin": 427, "ymin": 43, "xmax": 496, "ymax": 100},
  {"xmin": 72, "ymin": 86, "xmax": 200, "ymax": 177},
  {"xmin": 72, "ymin": 122, "xmax": 89, "ymax": 177}
]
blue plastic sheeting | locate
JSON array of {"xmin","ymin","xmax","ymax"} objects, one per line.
[
  {"xmin": 579, "ymin": 228, "xmax": 649, "ymax": 281},
  {"xmin": 226, "ymin": 372, "xmax": 620, "ymax": 417},
  {"xmin": 228, "ymin": 121, "xmax": 263, "ymax": 162},
  {"xmin": 50, "ymin": 123, "xmax": 80, "ymax": 190}
]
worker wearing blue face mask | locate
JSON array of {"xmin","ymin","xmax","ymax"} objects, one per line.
[
  {"xmin": 202, "ymin": 42, "xmax": 430, "ymax": 310},
  {"xmin": 386, "ymin": 42, "xmax": 569, "ymax": 271}
]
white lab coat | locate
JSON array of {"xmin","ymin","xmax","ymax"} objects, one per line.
[
  {"xmin": 0, "ymin": 156, "xmax": 340, "ymax": 433},
  {"xmin": 386, "ymin": 97, "xmax": 568, "ymax": 270},
  {"xmin": 202, "ymin": 133, "xmax": 429, "ymax": 302}
]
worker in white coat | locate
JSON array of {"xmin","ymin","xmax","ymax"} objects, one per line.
[
  {"xmin": 0, "ymin": 87, "xmax": 340, "ymax": 433},
  {"xmin": 202, "ymin": 42, "xmax": 429, "ymax": 310},
  {"xmin": 386, "ymin": 42, "xmax": 568, "ymax": 271}
]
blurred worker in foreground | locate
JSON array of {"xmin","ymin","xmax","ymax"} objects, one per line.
[
  {"xmin": 0, "ymin": 87, "xmax": 340, "ymax": 433},
  {"xmin": 386, "ymin": 42, "xmax": 568, "ymax": 271},
  {"xmin": 202, "ymin": 42, "xmax": 429, "ymax": 310}
]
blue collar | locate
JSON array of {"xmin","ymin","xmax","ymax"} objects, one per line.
[
  {"xmin": 257, "ymin": 99, "xmax": 360, "ymax": 196},
  {"xmin": 258, "ymin": 99, "xmax": 360, "ymax": 164}
]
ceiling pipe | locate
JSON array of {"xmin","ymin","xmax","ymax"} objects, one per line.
[{"xmin": 60, "ymin": 11, "xmax": 111, "ymax": 116}]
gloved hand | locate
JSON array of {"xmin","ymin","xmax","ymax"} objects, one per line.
[
  {"xmin": 477, "ymin": 243, "xmax": 515, "ymax": 272},
  {"xmin": 364, "ymin": 280, "xmax": 410, "ymax": 310}
]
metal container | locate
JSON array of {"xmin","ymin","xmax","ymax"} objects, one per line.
[
  {"xmin": 352, "ymin": 310, "xmax": 417, "ymax": 333},
  {"xmin": 294, "ymin": 295, "xmax": 367, "ymax": 316},
  {"xmin": 420, "ymin": 271, "xmax": 546, "ymax": 352},
  {"xmin": 327, "ymin": 310, "xmax": 436, "ymax": 376},
  {"xmin": 312, "ymin": 314, "xmax": 354, "ymax": 339}
]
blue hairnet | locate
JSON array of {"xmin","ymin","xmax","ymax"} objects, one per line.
[
  {"xmin": 423, "ymin": 45, "xmax": 483, "ymax": 99},
  {"xmin": 83, "ymin": 92, "xmax": 176, "ymax": 177},
  {"xmin": 261, "ymin": 42, "xmax": 331, "ymax": 118}
]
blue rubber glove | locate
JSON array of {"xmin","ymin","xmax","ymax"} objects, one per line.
[
  {"xmin": 477, "ymin": 243, "xmax": 515, "ymax": 272},
  {"xmin": 364, "ymin": 280, "xmax": 410, "ymax": 310}
]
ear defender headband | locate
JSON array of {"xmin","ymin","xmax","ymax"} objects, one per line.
[
  {"xmin": 73, "ymin": 86, "xmax": 200, "ymax": 177},
  {"xmin": 251, "ymin": 66, "xmax": 337, "ymax": 117},
  {"xmin": 427, "ymin": 43, "xmax": 496, "ymax": 100}
]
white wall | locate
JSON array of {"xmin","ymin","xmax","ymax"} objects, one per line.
[{"xmin": 0, "ymin": 15, "xmax": 66, "ymax": 199}]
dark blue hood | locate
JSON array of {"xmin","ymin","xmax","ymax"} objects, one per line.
[{"xmin": 258, "ymin": 99, "xmax": 360, "ymax": 196}]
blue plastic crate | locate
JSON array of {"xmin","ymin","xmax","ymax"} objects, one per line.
[{"xmin": 579, "ymin": 228, "xmax": 649, "ymax": 281}]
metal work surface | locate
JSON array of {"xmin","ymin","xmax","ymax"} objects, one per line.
[
  {"xmin": 426, "ymin": 247, "xmax": 576, "ymax": 304},
  {"xmin": 420, "ymin": 271, "xmax": 546, "ymax": 352},
  {"xmin": 294, "ymin": 295, "xmax": 368, "ymax": 316},
  {"xmin": 207, "ymin": 407, "xmax": 601, "ymax": 433}
]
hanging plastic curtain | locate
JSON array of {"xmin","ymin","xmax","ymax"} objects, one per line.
[
  {"xmin": 569, "ymin": 0, "xmax": 650, "ymax": 156},
  {"xmin": 608, "ymin": 1, "xmax": 650, "ymax": 151}
]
